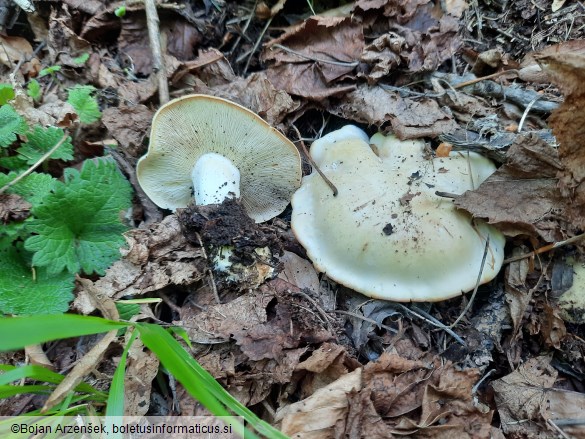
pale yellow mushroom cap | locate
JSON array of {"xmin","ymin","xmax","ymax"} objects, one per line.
[
  {"xmin": 137, "ymin": 94, "xmax": 302, "ymax": 223},
  {"xmin": 291, "ymin": 126, "xmax": 505, "ymax": 301}
]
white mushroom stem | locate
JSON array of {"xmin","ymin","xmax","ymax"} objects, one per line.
[{"xmin": 191, "ymin": 152, "xmax": 241, "ymax": 205}]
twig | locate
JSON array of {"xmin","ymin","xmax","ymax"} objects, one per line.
[
  {"xmin": 450, "ymin": 234, "xmax": 490, "ymax": 328},
  {"xmin": 503, "ymin": 233, "xmax": 585, "ymax": 264},
  {"xmin": 144, "ymin": 0, "xmax": 169, "ymax": 104},
  {"xmin": 332, "ymin": 310, "xmax": 398, "ymax": 334},
  {"xmin": 398, "ymin": 304, "xmax": 466, "ymax": 346},
  {"xmin": 243, "ymin": 17, "xmax": 272, "ymax": 75},
  {"xmin": 291, "ymin": 125, "xmax": 338, "ymax": 196},
  {"xmin": 270, "ymin": 43, "xmax": 360, "ymax": 67},
  {"xmin": 453, "ymin": 69, "xmax": 518, "ymax": 89},
  {"xmin": 0, "ymin": 133, "xmax": 68, "ymax": 195}
]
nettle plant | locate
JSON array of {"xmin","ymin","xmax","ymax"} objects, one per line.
[{"xmin": 0, "ymin": 84, "xmax": 131, "ymax": 316}]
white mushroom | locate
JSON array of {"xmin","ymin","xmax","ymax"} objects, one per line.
[
  {"xmin": 291, "ymin": 125, "xmax": 505, "ymax": 302},
  {"xmin": 137, "ymin": 94, "xmax": 302, "ymax": 223}
]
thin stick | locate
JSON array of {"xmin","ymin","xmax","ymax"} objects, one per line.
[
  {"xmin": 453, "ymin": 69, "xmax": 519, "ymax": 89},
  {"xmin": 504, "ymin": 233, "xmax": 585, "ymax": 264},
  {"xmin": 243, "ymin": 17, "xmax": 272, "ymax": 75},
  {"xmin": 270, "ymin": 43, "xmax": 359, "ymax": 67},
  {"xmin": 398, "ymin": 304, "xmax": 466, "ymax": 346},
  {"xmin": 450, "ymin": 235, "xmax": 490, "ymax": 328},
  {"xmin": 291, "ymin": 125, "xmax": 338, "ymax": 196},
  {"xmin": 144, "ymin": 0, "xmax": 169, "ymax": 104},
  {"xmin": 332, "ymin": 310, "xmax": 398, "ymax": 334},
  {"xmin": 0, "ymin": 133, "xmax": 68, "ymax": 195}
]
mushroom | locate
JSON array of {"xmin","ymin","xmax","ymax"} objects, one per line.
[
  {"xmin": 291, "ymin": 125, "xmax": 505, "ymax": 302},
  {"xmin": 136, "ymin": 94, "xmax": 302, "ymax": 223}
]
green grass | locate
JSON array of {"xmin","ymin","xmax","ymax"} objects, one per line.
[{"xmin": 0, "ymin": 315, "xmax": 289, "ymax": 439}]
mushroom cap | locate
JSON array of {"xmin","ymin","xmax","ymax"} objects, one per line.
[
  {"xmin": 137, "ymin": 94, "xmax": 302, "ymax": 223},
  {"xmin": 291, "ymin": 126, "xmax": 505, "ymax": 302}
]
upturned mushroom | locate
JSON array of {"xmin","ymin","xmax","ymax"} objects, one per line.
[
  {"xmin": 291, "ymin": 125, "xmax": 505, "ymax": 302},
  {"xmin": 137, "ymin": 95, "xmax": 302, "ymax": 288},
  {"xmin": 136, "ymin": 94, "xmax": 302, "ymax": 223}
]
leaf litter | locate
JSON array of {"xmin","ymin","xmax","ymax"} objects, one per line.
[{"xmin": 2, "ymin": 0, "xmax": 585, "ymax": 437}]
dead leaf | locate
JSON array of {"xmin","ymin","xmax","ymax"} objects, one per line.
[
  {"xmin": 0, "ymin": 35, "xmax": 33, "ymax": 68},
  {"xmin": 275, "ymin": 368, "xmax": 362, "ymax": 439},
  {"xmin": 0, "ymin": 194, "xmax": 31, "ymax": 223},
  {"xmin": 329, "ymin": 84, "xmax": 457, "ymax": 138},
  {"xmin": 124, "ymin": 338, "xmax": 160, "ymax": 416},
  {"xmin": 455, "ymin": 134, "xmax": 567, "ymax": 242},
  {"xmin": 175, "ymin": 290, "xmax": 275, "ymax": 344},
  {"xmin": 492, "ymin": 355, "xmax": 562, "ymax": 437},
  {"xmin": 277, "ymin": 251, "xmax": 320, "ymax": 294},
  {"xmin": 262, "ymin": 16, "xmax": 363, "ymax": 100},
  {"xmin": 102, "ymin": 105, "xmax": 153, "ymax": 157},
  {"xmin": 74, "ymin": 215, "xmax": 206, "ymax": 315},
  {"xmin": 537, "ymin": 53, "xmax": 585, "ymax": 230}
]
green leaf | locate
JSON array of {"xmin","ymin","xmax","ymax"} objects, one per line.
[
  {"xmin": 67, "ymin": 85, "xmax": 101, "ymax": 124},
  {"xmin": 72, "ymin": 53, "xmax": 90, "ymax": 65},
  {"xmin": 116, "ymin": 302, "xmax": 141, "ymax": 321},
  {"xmin": 0, "ymin": 172, "xmax": 57, "ymax": 206},
  {"xmin": 0, "ymin": 314, "xmax": 130, "ymax": 352},
  {"xmin": 0, "ymin": 105, "xmax": 28, "ymax": 147},
  {"xmin": 0, "ymin": 84, "xmax": 15, "ymax": 105},
  {"xmin": 17, "ymin": 126, "xmax": 73, "ymax": 165},
  {"xmin": 0, "ymin": 243, "xmax": 75, "ymax": 315},
  {"xmin": 27, "ymin": 79, "xmax": 42, "ymax": 102},
  {"xmin": 24, "ymin": 158, "xmax": 132, "ymax": 275},
  {"xmin": 0, "ymin": 365, "xmax": 102, "ymax": 395},
  {"xmin": 38, "ymin": 65, "xmax": 61, "ymax": 78},
  {"xmin": 106, "ymin": 329, "xmax": 139, "ymax": 416},
  {"xmin": 115, "ymin": 5, "xmax": 126, "ymax": 17},
  {"xmin": 0, "ymin": 155, "xmax": 28, "ymax": 172}
]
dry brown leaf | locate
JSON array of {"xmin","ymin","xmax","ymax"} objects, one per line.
[
  {"xmin": 355, "ymin": 0, "xmax": 461, "ymax": 75},
  {"xmin": 74, "ymin": 215, "xmax": 205, "ymax": 315},
  {"xmin": 191, "ymin": 72, "xmax": 299, "ymax": 127},
  {"xmin": 537, "ymin": 53, "xmax": 585, "ymax": 230},
  {"xmin": 329, "ymin": 84, "xmax": 457, "ymax": 138},
  {"xmin": 520, "ymin": 39, "xmax": 585, "ymax": 83},
  {"xmin": 102, "ymin": 105, "xmax": 153, "ymax": 157},
  {"xmin": 275, "ymin": 368, "xmax": 362, "ymax": 439},
  {"xmin": 0, "ymin": 194, "xmax": 31, "ymax": 223},
  {"xmin": 455, "ymin": 134, "xmax": 566, "ymax": 242},
  {"xmin": 262, "ymin": 16, "xmax": 363, "ymax": 100},
  {"xmin": 492, "ymin": 355, "xmax": 561, "ymax": 437},
  {"xmin": 0, "ymin": 35, "xmax": 33, "ymax": 67},
  {"xmin": 175, "ymin": 290, "xmax": 275, "ymax": 344},
  {"xmin": 277, "ymin": 251, "xmax": 320, "ymax": 294},
  {"xmin": 124, "ymin": 338, "xmax": 160, "ymax": 416}
]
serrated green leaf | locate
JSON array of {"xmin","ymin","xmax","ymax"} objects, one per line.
[
  {"xmin": 0, "ymin": 105, "xmax": 28, "ymax": 147},
  {"xmin": 0, "ymin": 172, "xmax": 57, "ymax": 205},
  {"xmin": 0, "ymin": 84, "xmax": 15, "ymax": 105},
  {"xmin": 67, "ymin": 85, "xmax": 101, "ymax": 124},
  {"xmin": 72, "ymin": 53, "xmax": 90, "ymax": 65},
  {"xmin": 0, "ymin": 155, "xmax": 28, "ymax": 171},
  {"xmin": 17, "ymin": 126, "xmax": 73, "ymax": 165},
  {"xmin": 27, "ymin": 79, "xmax": 41, "ymax": 102},
  {"xmin": 24, "ymin": 158, "xmax": 132, "ymax": 275},
  {"xmin": 0, "ymin": 244, "xmax": 75, "ymax": 315},
  {"xmin": 39, "ymin": 65, "xmax": 61, "ymax": 78}
]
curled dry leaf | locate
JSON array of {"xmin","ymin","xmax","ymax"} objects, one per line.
[
  {"xmin": 0, "ymin": 35, "xmax": 33, "ymax": 68},
  {"xmin": 102, "ymin": 105, "xmax": 153, "ymax": 157}
]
